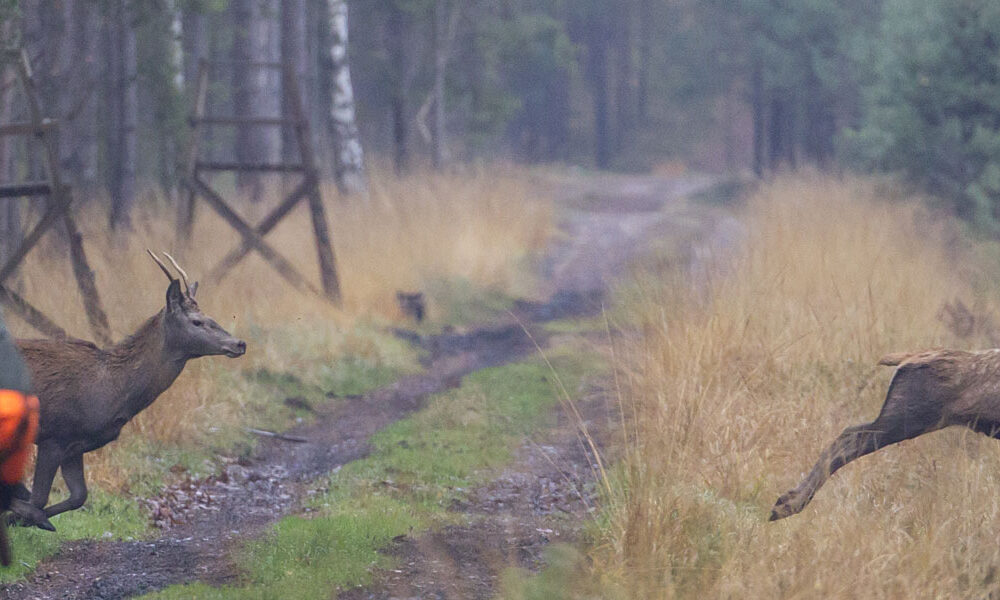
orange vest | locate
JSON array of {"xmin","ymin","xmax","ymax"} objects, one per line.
[{"xmin": 0, "ymin": 390, "xmax": 38, "ymax": 485}]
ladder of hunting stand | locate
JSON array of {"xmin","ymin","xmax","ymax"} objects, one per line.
[
  {"xmin": 0, "ymin": 49, "xmax": 111, "ymax": 345},
  {"xmin": 178, "ymin": 59, "xmax": 341, "ymax": 304}
]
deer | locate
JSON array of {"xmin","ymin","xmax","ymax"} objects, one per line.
[
  {"xmin": 770, "ymin": 348, "xmax": 1000, "ymax": 521},
  {"xmin": 6, "ymin": 251, "xmax": 246, "ymax": 531}
]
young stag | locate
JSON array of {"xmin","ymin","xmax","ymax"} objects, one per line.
[
  {"xmin": 8, "ymin": 251, "xmax": 245, "ymax": 530},
  {"xmin": 770, "ymin": 348, "xmax": 1000, "ymax": 521}
]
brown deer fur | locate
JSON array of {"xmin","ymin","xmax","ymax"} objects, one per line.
[
  {"xmin": 7, "ymin": 253, "xmax": 245, "ymax": 530},
  {"xmin": 771, "ymin": 348, "xmax": 1000, "ymax": 521}
]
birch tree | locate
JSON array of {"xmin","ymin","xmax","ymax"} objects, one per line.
[{"xmin": 326, "ymin": 0, "xmax": 366, "ymax": 196}]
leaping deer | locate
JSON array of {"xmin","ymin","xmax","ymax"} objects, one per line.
[
  {"xmin": 8, "ymin": 251, "xmax": 246, "ymax": 530},
  {"xmin": 771, "ymin": 348, "xmax": 1000, "ymax": 521}
]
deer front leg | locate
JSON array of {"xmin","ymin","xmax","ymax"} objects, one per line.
[
  {"xmin": 27, "ymin": 440, "xmax": 61, "ymax": 512},
  {"xmin": 770, "ymin": 411, "xmax": 936, "ymax": 521},
  {"xmin": 43, "ymin": 453, "xmax": 87, "ymax": 519}
]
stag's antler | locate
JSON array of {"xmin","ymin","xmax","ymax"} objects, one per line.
[
  {"xmin": 146, "ymin": 249, "xmax": 175, "ymax": 282},
  {"xmin": 162, "ymin": 252, "xmax": 191, "ymax": 296}
]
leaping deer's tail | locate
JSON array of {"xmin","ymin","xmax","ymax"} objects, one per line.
[{"xmin": 877, "ymin": 351, "xmax": 918, "ymax": 367}]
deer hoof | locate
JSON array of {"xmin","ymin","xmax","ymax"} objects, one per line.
[
  {"xmin": 769, "ymin": 490, "xmax": 804, "ymax": 521},
  {"xmin": 8, "ymin": 501, "xmax": 56, "ymax": 531}
]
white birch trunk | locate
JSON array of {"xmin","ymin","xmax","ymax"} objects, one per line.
[
  {"xmin": 169, "ymin": 0, "xmax": 184, "ymax": 92},
  {"xmin": 326, "ymin": 0, "xmax": 366, "ymax": 196}
]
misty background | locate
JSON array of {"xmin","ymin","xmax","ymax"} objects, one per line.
[{"xmin": 0, "ymin": 0, "xmax": 997, "ymax": 234}]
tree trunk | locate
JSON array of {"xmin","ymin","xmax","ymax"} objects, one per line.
[
  {"xmin": 387, "ymin": 5, "xmax": 409, "ymax": 174},
  {"xmin": 231, "ymin": 0, "xmax": 280, "ymax": 202},
  {"xmin": 587, "ymin": 15, "xmax": 612, "ymax": 169},
  {"xmin": 107, "ymin": 0, "xmax": 137, "ymax": 231},
  {"xmin": 614, "ymin": 1, "xmax": 635, "ymax": 154},
  {"xmin": 0, "ymin": 61, "xmax": 18, "ymax": 266},
  {"xmin": 431, "ymin": 0, "xmax": 448, "ymax": 169},
  {"xmin": 282, "ymin": 0, "xmax": 308, "ymax": 166},
  {"xmin": 752, "ymin": 67, "xmax": 765, "ymax": 177},
  {"xmin": 181, "ymin": 5, "xmax": 205, "ymax": 93},
  {"xmin": 169, "ymin": 0, "xmax": 184, "ymax": 92},
  {"xmin": 637, "ymin": 0, "xmax": 651, "ymax": 121},
  {"xmin": 68, "ymin": 0, "xmax": 100, "ymax": 194},
  {"xmin": 326, "ymin": 0, "xmax": 366, "ymax": 195}
]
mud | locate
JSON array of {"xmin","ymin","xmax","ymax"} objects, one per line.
[{"xmin": 0, "ymin": 172, "xmax": 725, "ymax": 600}]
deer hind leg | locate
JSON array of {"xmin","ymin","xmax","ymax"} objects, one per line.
[
  {"xmin": 43, "ymin": 453, "xmax": 87, "ymax": 519},
  {"xmin": 770, "ymin": 381, "xmax": 944, "ymax": 521}
]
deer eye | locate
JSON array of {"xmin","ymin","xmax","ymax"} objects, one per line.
[{"xmin": 192, "ymin": 320, "xmax": 204, "ymax": 327}]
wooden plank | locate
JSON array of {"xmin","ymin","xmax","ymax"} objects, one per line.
[
  {"xmin": 195, "ymin": 161, "xmax": 304, "ymax": 173},
  {"xmin": 192, "ymin": 175, "xmax": 322, "ymax": 297},
  {"xmin": 284, "ymin": 62, "xmax": 341, "ymax": 304},
  {"xmin": 0, "ymin": 200, "xmax": 66, "ymax": 286},
  {"xmin": 0, "ymin": 285, "xmax": 68, "ymax": 339},
  {"xmin": 208, "ymin": 177, "xmax": 312, "ymax": 283},
  {"xmin": 178, "ymin": 61, "xmax": 209, "ymax": 242},
  {"xmin": 63, "ymin": 213, "xmax": 111, "ymax": 346},
  {"xmin": 0, "ymin": 119, "xmax": 54, "ymax": 136},
  {"xmin": 0, "ymin": 182, "xmax": 51, "ymax": 197}
]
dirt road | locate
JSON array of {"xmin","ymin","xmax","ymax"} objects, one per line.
[{"xmin": 0, "ymin": 172, "xmax": 725, "ymax": 600}]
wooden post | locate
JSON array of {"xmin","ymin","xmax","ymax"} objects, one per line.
[
  {"xmin": 178, "ymin": 60, "xmax": 209, "ymax": 242},
  {"xmin": 284, "ymin": 62, "xmax": 341, "ymax": 304},
  {"xmin": 63, "ymin": 209, "xmax": 111, "ymax": 346}
]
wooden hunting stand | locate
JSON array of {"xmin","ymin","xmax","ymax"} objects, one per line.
[
  {"xmin": 0, "ymin": 49, "xmax": 111, "ymax": 345},
  {"xmin": 178, "ymin": 59, "xmax": 341, "ymax": 305}
]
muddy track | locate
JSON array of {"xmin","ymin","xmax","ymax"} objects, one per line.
[{"xmin": 0, "ymin": 173, "xmax": 724, "ymax": 600}]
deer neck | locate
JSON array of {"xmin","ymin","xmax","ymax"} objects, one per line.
[{"xmin": 107, "ymin": 311, "xmax": 188, "ymax": 420}]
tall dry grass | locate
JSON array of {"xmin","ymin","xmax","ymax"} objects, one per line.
[
  {"xmin": 596, "ymin": 173, "xmax": 1000, "ymax": 598},
  {"xmin": 4, "ymin": 166, "xmax": 550, "ymax": 487}
]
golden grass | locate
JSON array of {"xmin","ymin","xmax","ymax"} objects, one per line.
[
  {"xmin": 596, "ymin": 173, "xmax": 1000, "ymax": 598},
  {"xmin": 3, "ymin": 165, "xmax": 551, "ymax": 488}
]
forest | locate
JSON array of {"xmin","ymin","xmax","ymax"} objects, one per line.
[
  {"xmin": 0, "ymin": 1, "xmax": 999, "ymax": 599},
  {"xmin": 0, "ymin": 0, "xmax": 997, "ymax": 233}
]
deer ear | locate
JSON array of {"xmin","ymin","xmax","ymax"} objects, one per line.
[
  {"xmin": 189, "ymin": 281, "xmax": 199, "ymax": 298},
  {"xmin": 166, "ymin": 279, "xmax": 183, "ymax": 312}
]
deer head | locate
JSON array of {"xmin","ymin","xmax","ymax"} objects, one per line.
[{"xmin": 147, "ymin": 250, "xmax": 246, "ymax": 359}]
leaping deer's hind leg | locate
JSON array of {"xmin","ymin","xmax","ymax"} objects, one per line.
[{"xmin": 770, "ymin": 384, "xmax": 944, "ymax": 521}]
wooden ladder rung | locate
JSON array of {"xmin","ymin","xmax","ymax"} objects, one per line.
[
  {"xmin": 195, "ymin": 161, "xmax": 304, "ymax": 173},
  {"xmin": 0, "ymin": 181, "xmax": 51, "ymax": 197},
  {"xmin": 0, "ymin": 120, "xmax": 55, "ymax": 136}
]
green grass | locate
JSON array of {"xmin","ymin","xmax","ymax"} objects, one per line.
[
  {"xmin": 0, "ymin": 489, "xmax": 149, "ymax": 582},
  {"xmin": 500, "ymin": 544, "xmax": 588, "ymax": 600},
  {"xmin": 422, "ymin": 277, "xmax": 519, "ymax": 330},
  {"xmin": 146, "ymin": 351, "xmax": 596, "ymax": 600}
]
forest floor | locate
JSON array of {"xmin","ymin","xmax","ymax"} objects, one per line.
[{"xmin": 0, "ymin": 169, "xmax": 728, "ymax": 600}]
